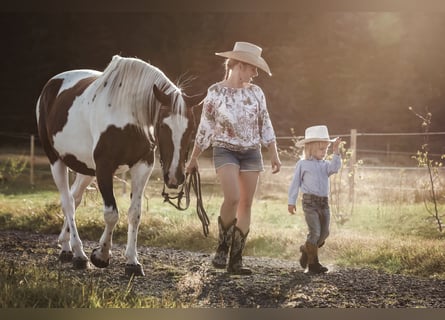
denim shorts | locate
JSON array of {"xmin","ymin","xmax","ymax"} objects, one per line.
[{"xmin": 213, "ymin": 147, "xmax": 264, "ymax": 172}]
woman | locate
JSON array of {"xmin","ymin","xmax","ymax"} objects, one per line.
[{"xmin": 186, "ymin": 41, "xmax": 281, "ymax": 275}]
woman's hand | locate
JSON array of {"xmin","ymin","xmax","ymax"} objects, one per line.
[
  {"xmin": 268, "ymin": 142, "xmax": 281, "ymax": 174},
  {"xmin": 271, "ymin": 154, "xmax": 281, "ymax": 174},
  {"xmin": 186, "ymin": 145, "xmax": 202, "ymax": 174},
  {"xmin": 288, "ymin": 205, "xmax": 296, "ymax": 215},
  {"xmin": 186, "ymin": 158, "xmax": 199, "ymax": 174}
]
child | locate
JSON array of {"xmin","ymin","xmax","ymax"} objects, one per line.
[{"xmin": 288, "ymin": 125, "xmax": 342, "ymax": 274}]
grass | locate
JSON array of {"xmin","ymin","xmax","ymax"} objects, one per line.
[
  {"xmin": 1, "ymin": 151, "xmax": 445, "ymax": 307},
  {"xmin": 1, "ymin": 185, "xmax": 444, "ymax": 277},
  {"xmin": 0, "ymin": 260, "xmax": 187, "ymax": 307}
]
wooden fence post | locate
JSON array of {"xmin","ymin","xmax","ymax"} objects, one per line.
[{"xmin": 349, "ymin": 129, "xmax": 357, "ymax": 202}]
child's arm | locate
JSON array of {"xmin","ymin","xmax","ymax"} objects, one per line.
[
  {"xmin": 288, "ymin": 162, "xmax": 302, "ymax": 214},
  {"xmin": 333, "ymin": 137, "xmax": 342, "ymax": 155},
  {"xmin": 328, "ymin": 137, "xmax": 343, "ymax": 175}
]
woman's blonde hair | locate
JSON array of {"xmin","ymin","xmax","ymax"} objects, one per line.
[
  {"xmin": 223, "ymin": 58, "xmax": 241, "ymax": 80},
  {"xmin": 303, "ymin": 141, "xmax": 330, "ymax": 159}
]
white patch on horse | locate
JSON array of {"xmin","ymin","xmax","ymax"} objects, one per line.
[
  {"xmin": 35, "ymin": 97, "xmax": 41, "ymax": 123},
  {"xmin": 52, "ymin": 70, "xmax": 137, "ymax": 170},
  {"xmin": 162, "ymin": 113, "xmax": 188, "ymax": 182},
  {"xmin": 55, "ymin": 69, "xmax": 102, "ymax": 96}
]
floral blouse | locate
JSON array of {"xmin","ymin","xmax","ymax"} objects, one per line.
[{"xmin": 194, "ymin": 82, "xmax": 277, "ymax": 151}]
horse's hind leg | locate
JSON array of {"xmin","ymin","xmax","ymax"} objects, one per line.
[
  {"xmin": 90, "ymin": 166, "xmax": 118, "ymax": 269},
  {"xmin": 51, "ymin": 160, "xmax": 89, "ymax": 269},
  {"xmin": 125, "ymin": 161, "xmax": 153, "ymax": 277},
  {"xmin": 58, "ymin": 173, "xmax": 94, "ymax": 262}
]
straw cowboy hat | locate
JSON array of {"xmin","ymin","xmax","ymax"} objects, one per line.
[
  {"xmin": 215, "ymin": 41, "xmax": 272, "ymax": 76},
  {"xmin": 296, "ymin": 125, "xmax": 336, "ymax": 147}
]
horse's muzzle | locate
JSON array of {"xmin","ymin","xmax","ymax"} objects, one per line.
[{"xmin": 164, "ymin": 173, "xmax": 185, "ymax": 189}]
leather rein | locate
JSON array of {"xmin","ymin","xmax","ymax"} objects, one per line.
[{"xmin": 161, "ymin": 170, "xmax": 210, "ymax": 237}]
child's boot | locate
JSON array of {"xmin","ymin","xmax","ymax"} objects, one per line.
[
  {"xmin": 212, "ymin": 217, "xmax": 236, "ymax": 268},
  {"xmin": 299, "ymin": 244, "xmax": 308, "ymax": 269},
  {"xmin": 306, "ymin": 242, "xmax": 328, "ymax": 274}
]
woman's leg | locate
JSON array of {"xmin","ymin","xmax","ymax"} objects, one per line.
[
  {"xmin": 212, "ymin": 164, "xmax": 240, "ymax": 268},
  {"xmin": 226, "ymin": 171, "xmax": 259, "ymax": 275},
  {"xmin": 216, "ymin": 164, "xmax": 240, "ymax": 227},
  {"xmin": 236, "ymin": 171, "xmax": 260, "ymax": 233}
]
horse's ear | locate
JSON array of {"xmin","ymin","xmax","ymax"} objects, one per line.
[
  {"xmin": 153, "ymin": 85, "xmax": 171, "ymax": 106},
  {"xmin": 184, "ymin": 92, "xmax": 206, "ymax": 107}
]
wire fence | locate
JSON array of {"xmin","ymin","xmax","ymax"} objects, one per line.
[{"xmin": 1, "ymin": 131, "xmax": 444, "ymax": 202}]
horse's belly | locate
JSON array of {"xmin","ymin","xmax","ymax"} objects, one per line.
[
  {"xmin": 53, "ymin": 123, "xmax": 96, "ymax": 172},
  {"xmin": 115, "ymin": 165, "xmax": 130, "ymax": 175}
]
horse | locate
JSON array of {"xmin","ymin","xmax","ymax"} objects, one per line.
[{"xmin": 36, "ymin": 55, "xmax": 204, "ymax": 276}]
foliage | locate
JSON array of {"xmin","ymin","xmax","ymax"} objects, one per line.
[
  {"xmin": 409, "ymin": 106, "xmax": 444, "ymax": 232},
  {"xmin": 0, "ymin": 157, "xmax": 28, "ymax": 184},
  {"xmin": 329, "ymin": 141, "xmax": 363, "ymax": 225}
]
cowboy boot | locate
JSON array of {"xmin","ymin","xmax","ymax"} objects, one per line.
[
  {"xmin": 212, "ymin": 217, "xmax": 236, "ymax": 268},
  {"xmin": 306, "ymin": 242, "xmax": 328, "ymax": 274},
  {"xmin": 300, "ymin": 240, "xmax": 324, "ymax": 268},
  {"xmin": 299, "ymin": 244, "xmax": 308, "ymax": 269},
  {"xmin": 227, "ymin": 226, "xmax": 252, "ymax": 275}
]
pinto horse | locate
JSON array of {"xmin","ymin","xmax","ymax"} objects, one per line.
[{"xmin": 36, "ymin": 55, "xmax": 204, "ymax": 276}]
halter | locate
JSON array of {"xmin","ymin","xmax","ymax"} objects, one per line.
[{"xmin": 161, "ymin": 170, "xmax": 210, "ymax": 237}]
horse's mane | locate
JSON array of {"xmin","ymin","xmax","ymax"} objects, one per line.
[{"xmin": 94, "ymin": 55, "xmax": 186, "ymax": 128}]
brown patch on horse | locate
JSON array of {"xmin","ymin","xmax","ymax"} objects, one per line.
[
  {"xmin": 61, "ymin": 154, "xmax": 96, "ymax": 176},
  {"xmin": 93, "ymin": 124, "xmax": 156, "ymax": 207},
  {"xmin": 94, "ymin": 124, "xmax": 156, "ymax": 169},
  {"xmin": 37, "ymin": 76, "xmax": 98, "ymax": 164}
]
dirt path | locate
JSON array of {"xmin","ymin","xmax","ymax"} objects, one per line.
[{"xmin": 1, "ymin": 230, "xmax": 444, "ymax": 308}]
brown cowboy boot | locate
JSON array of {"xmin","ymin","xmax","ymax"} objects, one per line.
[
  {"xmin": 306, "ymin": 242, "xmax": 328, "ymax": 274},
  {"xmin": 227, "ymin": 226, "xmax": 252, "ymax": 275},
  {"xmin": 299, "ymin": 244, "xmax": 308, "ymax": 269},
  {"xmin": 301, "ymin": 241, "xmax": 324, "ymax": 269},
  {"xmin": 212, "ymin": 217, "xmax": 236, "ymax": 268}
]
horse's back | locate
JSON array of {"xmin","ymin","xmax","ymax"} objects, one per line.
[{"xmin": 36, "ymin": 69, "xmax": 101, "ymax": 168}]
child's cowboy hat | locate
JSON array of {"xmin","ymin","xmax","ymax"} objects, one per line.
[
  {"xmin": 296, "ymin": 125, "xmax": 336, "ymax": 147},
  {"xmin": 215, "ymin": 41, "xmax": 272, "ymax": 76}
]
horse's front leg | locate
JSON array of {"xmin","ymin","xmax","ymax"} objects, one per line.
[
  {"xmin": 125, "ymin": 161, "xmax": 153, "ymax": 277},
  {"xmin": 51, "ymin": 161, "xmax": 89, "ymax": 269},
  {"xmin": 90, "ymin": 167, "xmax": 118, "ymax": 269}
]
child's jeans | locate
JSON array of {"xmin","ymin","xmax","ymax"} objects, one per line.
[{"xmin": 302, "ymin": 194, "xmax": 331, "ymax": 246}]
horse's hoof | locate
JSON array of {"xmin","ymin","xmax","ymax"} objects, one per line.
[
  {"xmin": 125, "ymin": 263, "xmax": 145, "ymax": 277},
  {"xmin": 59, "ymin": 250, "xmax": 73, "ymax": 263},
  {"xmin": 72, "ymin": 257, "xmax": 89, "ymax": 270},
  {"xmin": 90, "ymin": 248, "xmax": 110, "ymax": 268}
]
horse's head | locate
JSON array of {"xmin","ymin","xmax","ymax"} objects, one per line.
[{"xmin": 153, "ymin": 85, "xmax": 204, "ymax": 189}]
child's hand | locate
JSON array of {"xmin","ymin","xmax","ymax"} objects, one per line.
[
  {"xmin": 333, "ymin": 137, "xmax": 342, "ymax": 154},
  {"xmin": 288, "ymin": 205, "xmax": 296, "ymax": 215}
]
